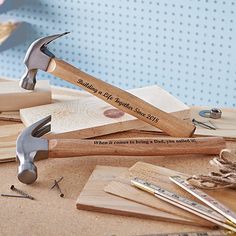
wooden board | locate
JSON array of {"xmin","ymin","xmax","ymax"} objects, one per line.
[
  {"xmin": 0, "ymin": 123, "xmax": 24, "ymax": 162},
  {"xmin": 141, "ymin": 107, "xmax": 236, "ymax": 140},
  {"xmin": 0, "ymin": 80, "xmax": 52, "ymax": 111},
  {"xmin": 0, "ymin": 111, "xmax": 21, "ymax": 122},
  {"xmin": 20, "ymin": 85, "xmax": 190, "ymax": 139},
  {"xmin": 76, "ymin": 165, "xmax": 212, "ymax": 227}
]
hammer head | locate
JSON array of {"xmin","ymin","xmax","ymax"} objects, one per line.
[
  {"xmin": 16, "ymin": 116, "xmax": 51, "ymax": 184},
  {"xmin": 20, "ymin": 32, "xmax": 69, "ymax": 90}
]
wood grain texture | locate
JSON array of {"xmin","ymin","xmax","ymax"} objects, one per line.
[
  {"xmin": 48, "ymin": 137, "xmax": 226, "ymax": 158},
  {"xmin": 0, "ymin": 80, "xmax": 51, "ymax": 111},
  {"xmin": 47, "ymin": 58, "xmax": 195, "ymax": 137},
  {"xmin": 20, "ymin": 85, "xmax": 190, "ymax": 139},
  {"xmin": 141, "ymin": 106, "xmax": 236, "ymax": 140},
  {"xmin": 0, "ymin": 123, "xmax": 24, "ymax": 162},
  {"xmin": 76, "ymin": 165, "xmax": 211, "ymax": 226},
  {"xmin": 0, "ymin": 111, "xmax": 21, "ymax": 122}
]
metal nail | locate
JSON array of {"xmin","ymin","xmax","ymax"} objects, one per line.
[
  {"xmin": 10, "ymin": 185, "xmax": 35, "ymax": 200},
  {"xmin": 54, "ymin": 180, "xmax": 64, "ymax": 198},
  {"xmin": 50, "ymin": 177, "xmax": 64, "ymax": 190},
  {"xmin": 1, "ymin": 194, "xmax": 31, "ymax": 199},
  {"xmin": 192, "ymin": 119, "xmax": 216, "ymax": 130}
]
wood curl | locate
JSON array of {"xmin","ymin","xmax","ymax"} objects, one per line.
[{"xmin": 187, "ymin": 149, "xmax": 236, "ymax": 189}]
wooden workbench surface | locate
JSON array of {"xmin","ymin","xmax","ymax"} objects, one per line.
[{"xmin": 0, "ymin": 117, "xmax": 236, "ymax": 236}]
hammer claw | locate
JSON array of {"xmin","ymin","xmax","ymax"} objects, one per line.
[
  {"xmin": 31, "ymin": 115, "xmax": 51, "ymax": 137},
  {"xmin": 42, "ymin": 32, "xmax": 70, "ymax": 47},
  {"xmin": 33, "ymin": 124, "xmax": 51, "ymax": 138}
]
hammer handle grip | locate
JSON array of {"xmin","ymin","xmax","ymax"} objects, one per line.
[
  {"xmin": 48, "ymin": 137, "xmax": 225, "ymax": 158},
  {"xmin": 47, "ymin": 58, "xmax": 195, "ymax": 137}
]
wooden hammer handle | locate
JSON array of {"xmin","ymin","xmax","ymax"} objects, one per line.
[
  {"xmin": 47, "ymin": 58, "xmax": 195, "ymax": 137},
  {"xmin": 48, "ymin": 137, "xmax": 225, "ymax": 158}
]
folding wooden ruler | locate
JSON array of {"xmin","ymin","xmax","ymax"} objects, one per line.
[
  {"xmin": 138, "ymin": 229, "xmax": 234, "ymax": 236},
  {"xmin": 131, "ymin": 176, "xmax": 236, "ymax": 233}
]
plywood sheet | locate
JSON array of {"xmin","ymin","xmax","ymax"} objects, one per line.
[
  {"xmin": 20, "ymin": 85, "xmax": 190, "ymax": 139},
  {"xmin": 76, "ymin": 165, "xmax": 214, "ymax": 227}
]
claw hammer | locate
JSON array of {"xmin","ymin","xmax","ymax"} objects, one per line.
[
  {"xmin": 16, "ymin": 116, "xmax": 225, "ymax": 184},
  {"xmin": 20, "ymin": 33, "xmax": 195, "ymax": 137}
]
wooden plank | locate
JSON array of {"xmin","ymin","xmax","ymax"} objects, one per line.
[
  {"xmin": 0, "ymin": 111, "xmax": 21, "ymax": 122},
  {"xmin": 20, "ymin": 85, "xmax": 190, "ymax": 139},
  {"xmin": 0, "ymin": 123, "xmax": 24, "ymax": 162},
  {"xmin": 76, "ymin": 165, "xmax": 214, "ymax": 227},
  {"xmin": 0, "ymin": 123, "xmax": 24, "ymax": 138},
  {"xmin": 0, "ymin": 80, "xmax": 51, "ymax": 111}
]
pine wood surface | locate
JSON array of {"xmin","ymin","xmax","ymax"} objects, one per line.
[
  {"xmin": 0, "ymin": 123, "xmax": 24, "ymax": 162},
  {"xmin": 0, "ymin": 80, "xmax": 52, "ymax": 111}
]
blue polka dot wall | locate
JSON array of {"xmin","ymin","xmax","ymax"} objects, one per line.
[{"xmin": 0, "ymin": 0, "xmax": 235, "ymax": 107}]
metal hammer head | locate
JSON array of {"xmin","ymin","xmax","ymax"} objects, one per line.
[
  {"xmin": 20, "ymin": 32, "xmax": 69, "ymax": 90},
  {"xmin": 16, "ymin": 116, "xmax": 51, "ymax": 184}
]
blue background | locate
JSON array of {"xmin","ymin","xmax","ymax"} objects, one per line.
[{"xmin": 0, "ymin": 0, "xmax": 235, "ymax": 107}]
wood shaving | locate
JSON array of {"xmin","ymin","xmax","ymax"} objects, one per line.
[
  {"xmin": 0, "ymin": 22, "xmax": 18, "ymax": 44},
  {"xmin": 187, "ymin": 149, "xmax": 236, "ymax": 189}
]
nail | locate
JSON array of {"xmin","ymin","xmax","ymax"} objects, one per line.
[
  {"xmin": 10, "ymin": 185, "xmax": 35, "ymax": 200},
  {"xmin": 54, "ymin": 180, "xmax": 64, "ymax": 198},
  {"xmin": 1, "ymin": 194, "xmax": 30, "ymax": 199},
  {"xmin": 50, "ymin": 177, "xmax": 64, "ymax": 190},
  {"xmin": 192, "ymin": 119, "xmax": 216, "ymax": 130}
]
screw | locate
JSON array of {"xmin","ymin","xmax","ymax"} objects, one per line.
[
  {"xmin": 10, "ymin": 185, "xmax": 35, "ymax": 200},
  {"xmin": 1, "ymin": 194, "xmax": 31, "ymax": 199},
  {"xmin": 50, "ymin": 177, "xmax": 63, "ymax": 190},
  {"xmin": 192, "ymin": 119, "xmax": 216, "ymax": 130},
  {"xmin": 54, "ymin": 180, "xmax": 64, "ymax": 198}
]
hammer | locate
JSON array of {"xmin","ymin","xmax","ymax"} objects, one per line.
[
  {"xmin": 20, "ymin": 32, "xmax": 195, "ymax": 138},
  {"xmin": 16, "ymin": 115, "xmax": 226, "ymax": 184}
]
